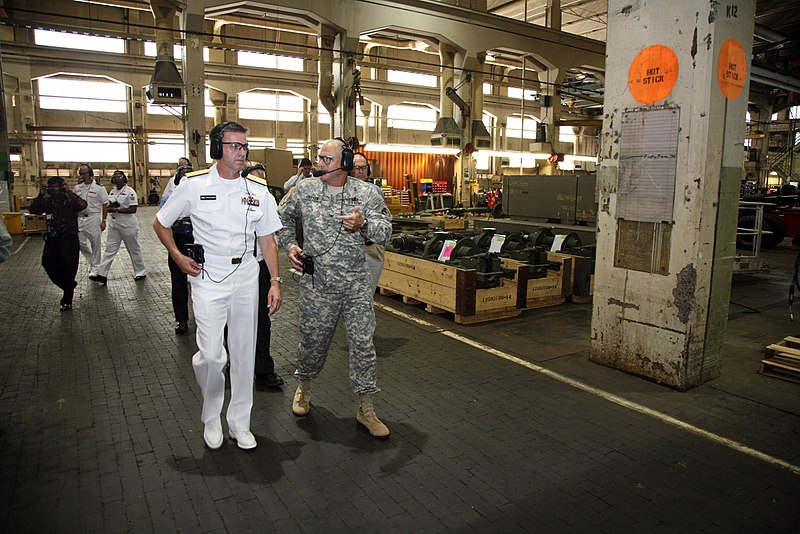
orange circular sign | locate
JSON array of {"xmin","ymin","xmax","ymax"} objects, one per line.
[
  {"xmin": 717, "ymin": 38, "xmax": 746, "ymax": 100},
  {"xmin": 627, "ymin": 44, "xmax": 679, "ymax": 104}
]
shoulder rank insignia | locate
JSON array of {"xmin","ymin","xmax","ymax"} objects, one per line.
[
  {"xmin": 245, "ymin": 174, "xmax": 268, "ymax": 187},
  {"xmin": 184, "ymin": 168, "xmax": 210, "ymax": 178}
]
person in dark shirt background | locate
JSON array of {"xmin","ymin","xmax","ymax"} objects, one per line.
[{"xmin": 29, "ymin": 176, "xmax": 87, "ymax": 311}]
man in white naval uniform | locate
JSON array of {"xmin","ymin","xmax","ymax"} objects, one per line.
[
  {"xmin": 154, "ymin": 121, "xmax": 283, "ymax": 451},
  {"xmin": 72, "ymin": 163, "xmax": 108, "ymax": 276},
  {"xmin": 90, "ymin": 170, "xmax": 146, "ymax": 284}
]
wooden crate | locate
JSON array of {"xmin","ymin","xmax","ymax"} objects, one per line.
[
  {"xmin": 500, "ymin": 258, "xmax": 566, "ymax": 310},
  {"xmin": 548, "ymin": 251, "xmax": 593, "ymax": 303},
  {"xmin": 425, "ymin": 216, "xmax": 468, "ymax": 231},
  {"xmin": 761, "ymin": 337, "xmax": 800, "ymax": 384},
  {"xmin": 378, "ymin": 251, "xmax": 523, "ymax": 324}
]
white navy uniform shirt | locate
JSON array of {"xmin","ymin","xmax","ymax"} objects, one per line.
[
  {"xmin": 107, "ymin": 184, "xmax": 139, "ymax": 228},
  {"xmin": 73, "ymin": 180, "xmax": 109, "ymax": 217},
  {"xmin": 156, "ymin": 164, "xmax": 282, "ymax": 278}
]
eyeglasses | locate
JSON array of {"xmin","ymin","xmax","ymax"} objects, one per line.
[
  {"xmin": 222, "ymin": 142, "xmax": 249, "ymax": 151},
  {"xmin": 317, "ymin": 154, "xmax": 334, "ymax": 165},
  {"xmin": 353, "ymin": 165, "xmax": 368, "ymax": 171},
  {"xmin": 78, "ymin": 172, "xmax": 90, "ymax": 176}
]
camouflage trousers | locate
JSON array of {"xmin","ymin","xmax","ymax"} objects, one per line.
[{"xmin": 294, "ymin": 284, "xmax": 379, "ymax": 395}]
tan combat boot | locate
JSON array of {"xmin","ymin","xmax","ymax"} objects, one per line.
[
  {"xmin": 356, "ymin": 394, "xmax": 390, "ymax": 439},
  {"xmin": 292, "ymin": 380, "xmax": 312, "ymax": 416}
]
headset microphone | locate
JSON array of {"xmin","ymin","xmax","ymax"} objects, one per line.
[{"xmin": 312, "ymin": 167, "xmax": 345, "ymax": 177}]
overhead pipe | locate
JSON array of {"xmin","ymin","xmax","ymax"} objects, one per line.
[
  {"xmin": 150, "ymin": 0, "xmax": 183, "ymax": 61},
  {"xmin": 440, "ymin": 43, "xmax": 455, "ymax": 121}
]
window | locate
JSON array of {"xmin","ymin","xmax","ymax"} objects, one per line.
[
  {"xmin": 42, "ymin": 131, "xmax": 129, "ymax": 162},
  {"xmin": 38, "ymin": 75, "xmax": 127, "ymax": 113},
  {"xmin": 506, "ymin": 115, "xmax": 538, "ymax": 139},
  {"xmin": 387, "ymin": 70, "xmax": 438, "ymax": 88},
  {"xmin": 34, "ymin": 29, "xmax": 124, "ymax": 54},
  {"xmin": 790, "ymin": 106, "xmax": 800, "ymax": 120},
  {"xmin": 237, "ymin": 51, "xmax": 304, "ymax": 72},
  {"xmin": 387, "ymin": 104, "xmax": 437, "ymax": 131},
  {"xmin": 483, "ymin": 83, "xmax": 492, "ymax": 95},
  {"xmin": 286, "ymin": 139, "xmax": 307, "ymax": 158},
  {"xmin": 238, "ymin": 91, "xmax": 305, "ymax": 122},
  {"xmin": 144, "ymin": 42, "xmax": 210, "ymax": 61},
  {"xmin": 148, "ymin": 134, "xmax": 186, "ymax": 163},
  {"xmin": 507, "ymin": 87, "xmax": 538, "ymax": 100}
]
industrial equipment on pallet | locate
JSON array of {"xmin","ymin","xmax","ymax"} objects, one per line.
[
  {"xmin": 378, "ymin": 228, "xmax": 594, "ymax": 323},
  {"xmin": 762, "ymin": 336, "xmax": 800, "ymax": 384}
]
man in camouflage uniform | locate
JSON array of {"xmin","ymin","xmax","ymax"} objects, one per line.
[{"xmin": 277, "ymin": 138, "xmax": 392, "ymax": 439}]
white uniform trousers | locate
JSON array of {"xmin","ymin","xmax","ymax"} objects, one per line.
[
  {"xmin": 77, "ymin": 213, "xmax": 103, "ymax": 274},
  {"xmin": 190, "ymin": 257, "xmax": 259, "ymax": 432},
  {"xmin": 96, "ymin": 224, "xmax": 146, "ymax": 277}
]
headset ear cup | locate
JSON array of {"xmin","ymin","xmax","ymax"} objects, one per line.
[
  {"xmin": 210, "ymin": 134, "xmax": 222, "ymax": 160},
  {"xmin": 341, "ymin": 147, "xmax": 354, "ymax": 172},
  {"xmin": 366, "ymin": 163, "xmax": 371, "ymax": 177}
]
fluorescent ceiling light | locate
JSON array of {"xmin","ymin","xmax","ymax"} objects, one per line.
[{"xmin": 364, "ymin": 143, "xmax": 460, "ymax": 155}]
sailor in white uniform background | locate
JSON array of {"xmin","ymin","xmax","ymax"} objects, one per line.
[
  {"xmin": 72, "ymin": 163, "xmax": 108, "ymax": 276},
  {"xmin": 90, "ymin": 170, "xmax": 146, "ymax": 283},
  {"xmin": 153, "ymin": 121, "xmax": 283, "ymax": 451}
]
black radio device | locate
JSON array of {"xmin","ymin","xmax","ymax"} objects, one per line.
[{"xmin": 186, "ymin": 243, "xmax": 205, "ymax": 264}]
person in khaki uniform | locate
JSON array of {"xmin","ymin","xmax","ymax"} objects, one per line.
[{"xmin": 277, "ymin": 138, "xmax": 392, "ymax": 439}]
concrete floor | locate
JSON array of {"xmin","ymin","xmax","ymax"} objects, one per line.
[{"xmin": 0, "ymin": 206, "xmax": 798, "ymax": 532}]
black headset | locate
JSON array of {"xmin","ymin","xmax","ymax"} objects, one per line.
[
  {"xmin": 209, "ymin": 121, "xmax": 240, "ymax": 160},
  {"xmin": 78, "ymin": 163, "xmax": 94, "ymax": 177},
  {"xmin": 241, "ymin": 163, "xmax": 265, "ymax": 178},
  {"xmin": 335, "ymin": 137, "xmax": 355, "ymax": 172},
  {"xmin": 353, "ymin": 152, "xmax": 371, "ymax": 177}
]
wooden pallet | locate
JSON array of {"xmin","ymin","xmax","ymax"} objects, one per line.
[
  {"xmin": 761, "ymin": 336, "xmax": 800, "ymax": 384},
  {"xmin": 378, "ymin": 252, "xmax": 524, "ymax": 324}
]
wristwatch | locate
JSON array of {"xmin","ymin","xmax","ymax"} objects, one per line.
[{"xmin": 270, "ymin": 276, "xmax": 282, "ymax": 283}]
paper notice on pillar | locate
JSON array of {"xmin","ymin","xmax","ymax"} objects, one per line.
[
  {"xmin": 438, "ymin": 239, "xmax": 457, "ymax": 261},
  {"xmin": 616, "ymin": 107, "xmax": 680, "ymax": 223},
  {"xmin": 488, "ymin": 234, "xmax": 506, "ymax": 253},
  {"xmin": 551, "ymin": 234, "xmax": 567, "ymax": 252}
]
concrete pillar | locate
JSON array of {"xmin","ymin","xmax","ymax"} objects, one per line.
[
  {"xmin": 591, "ymin": 0, "xmax": 755, "ymax": 389},
  {"xmin": 747, "ymin": 102, "xmax": 772, "ymax": 186},
  {"xmin": 359, "ymin": 99, "xmax": 372, "ymax": 143},
  {"xmin": 180, "ymin": 1, "xmax": 206, "ymax": 167},
  {"xmin": 333, "ymin": 33, "xmax": 360, "ymax": 140},
  {"xmin": 129, "ymin": 86, "xmax": 147, "ymax": 196},
  {"xmin": 308, "ymin": 98, "xmax": 319, "ymax": 160},
  {"xmin": 545, "ymin": 0, "xmax": 561, "ymax": 31}
]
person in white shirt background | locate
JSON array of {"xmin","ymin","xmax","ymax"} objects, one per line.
[
  {"xmin": 282, "ymin": 157, "xmax": 313, "ymax": 193},
  {"xmin": 90, "ymin": 170, "xmax": 146, "ymax": 284},
  {"xmin": 72, "ymin": 163, "xmax": 109, "ymax": 277}
]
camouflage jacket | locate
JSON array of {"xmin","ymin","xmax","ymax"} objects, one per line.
[{"xmin": 277, "ymin": 176, "xmax": 391, "ymax": 293}]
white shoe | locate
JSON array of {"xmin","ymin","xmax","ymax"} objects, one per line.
[
  {"xmin": 228, "ymin": 430, "xmax": 257, "ymax": 450},
  {"xmin": 203, "ymin": 417, "xmax": 223, "ymax": 449}
]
